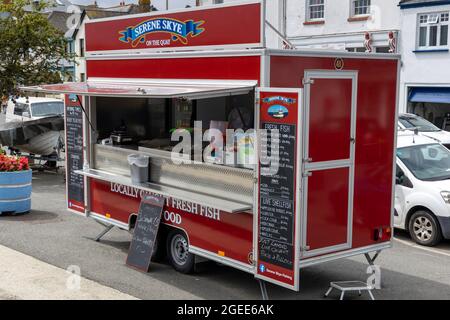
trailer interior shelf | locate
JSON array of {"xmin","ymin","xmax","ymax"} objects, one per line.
[{"xmin": 75, "ymin": 168, "xmax": 253, "ymax": 214}]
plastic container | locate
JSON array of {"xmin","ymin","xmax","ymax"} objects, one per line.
[{"xmin": 128, "ymin": 154, "xmax": 150, "ymax": 184}]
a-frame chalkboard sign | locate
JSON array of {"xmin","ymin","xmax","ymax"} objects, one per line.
[{"xmin": 126, "ymin": 195, "xmax": 165, "ymax": 272}]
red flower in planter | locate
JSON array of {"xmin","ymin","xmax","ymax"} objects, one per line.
[{"xmin": 0, "ymin": 153, "xmax": 30, "ymax": 172}]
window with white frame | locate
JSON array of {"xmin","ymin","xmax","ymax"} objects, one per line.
[
  {"xmin": 351, "ymin": 0, "xmax": 370, "ymax": 16},
  {"xmin": 306, "ymin": 0, "xmax": 325, "ymax": 21},
  {"xmin": 417, "ymin": 12, "xmax": 449, "ymax": 49}
]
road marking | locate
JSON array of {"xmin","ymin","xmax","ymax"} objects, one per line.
[{"xmin": 394, "ymin": 238, "xmax": 450, "ymax": 258}]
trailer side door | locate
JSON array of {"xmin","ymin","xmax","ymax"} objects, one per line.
[{"xmin": 301, "ymin": 71, "xmax": 358, "ymax": 258}]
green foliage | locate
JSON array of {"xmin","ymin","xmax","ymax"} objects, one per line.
[{"xmin": 0, "ymin": 0, "xmax": 75, "ymax": 95}]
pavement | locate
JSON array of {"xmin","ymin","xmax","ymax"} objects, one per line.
[
  {"xmin": 1, "ymin": 172, "xmax": 450, "ymax": 300},
  {"xmin": 0, "ymin": 244, "xmax": 137, "ymax": 300}
]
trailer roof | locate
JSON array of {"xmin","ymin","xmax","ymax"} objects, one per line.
[{"xmin": 20, "ymin": 78, "xmax": 257, "ymax": 100}]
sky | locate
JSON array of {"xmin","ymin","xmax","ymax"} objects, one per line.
[{"xmin": 70, "ymin": 0, "xmax": 197, "ymax": 10}]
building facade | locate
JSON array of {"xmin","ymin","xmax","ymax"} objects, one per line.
[
  {"xmin": 47, "ymin": 10, "xmax": 76, "ymax": 81},
  {"xmin": 399, "ymin": 0, "xmax": 450, "ymax": 128},
  {"xmin": 200, "ymin": 0, "xmax": 400, "ymax": 50},
  {"xmin": 285, "ymin": 0, "xmax": 400, "ymax": 52}
]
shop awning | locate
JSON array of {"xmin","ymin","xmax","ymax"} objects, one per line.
[
  {"xmin": 409, "ymin": 87, "xmax": 450, "ymax": 104},
  {"xmin": 20, "ymin": 78, "xmax": 257, "ymax": 100}
]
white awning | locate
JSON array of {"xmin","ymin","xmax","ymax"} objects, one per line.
[{"xmin": 20, "ymin": 78, "xmax": 257, "ymax": 100}]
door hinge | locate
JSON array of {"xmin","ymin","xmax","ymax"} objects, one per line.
[
  {"xmin": 302, "ymin": 171, "xmax": 312, "ymax": 178},
  {"xmin": 300, "ymin": 245, "xmax": 311, "ymax": 252},
  {"xmin": 303, "ymin": 158, "xmax": 313, "ymax": 163},
  {"xmin": 302, "ymin": 78, "xmax": 315, "ymax": 86}
]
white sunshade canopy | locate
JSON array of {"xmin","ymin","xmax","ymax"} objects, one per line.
[{"xmin": 20, "ymin": 78, "xmax": 257, "ymax": 99}]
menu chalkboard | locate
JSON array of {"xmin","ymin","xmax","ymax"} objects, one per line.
[
  {"xmin": 259, "ymin": 124, "xmax": 296, "ymax": 269},
  {"xmin": 126, "ymin": 195, "xmax": 165, "ymax": 272},
  {"xmin": 256, "ymin": 90, "xmax": 301, "ymax": 291},
  {"xmin": 66, "ymin": 96, "xmax": 85, "ymax": 213}
]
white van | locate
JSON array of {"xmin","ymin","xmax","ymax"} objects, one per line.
[
  {"xmin": 395, "ymin": 133, "xmax": 450, "ymax": 246},
  {"xmin": 6, "ymin": 97, "xmax": 64, "ymax": 122},
  {"xmin": 398, "ymin": 113, "xmax": 450, "ymax": 148}
]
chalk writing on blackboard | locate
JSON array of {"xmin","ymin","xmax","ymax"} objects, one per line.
[{"xmin": 126, "ymin": 195, "xmax": 165, "ymax": 272}]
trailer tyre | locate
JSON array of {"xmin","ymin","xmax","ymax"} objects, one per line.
[
  {"xmin": 129, "ymin": 222, "xmax": 165, "ymax": 262},
  {"xmin": 408, "ymin": 211, "xmax": 442, "ymax": 247},
  {"xmin": 167, "ymin": 229, "xmax": 195, "ymax": 274},
  {"xmin": 151, "ymin": 232, "xmax": 166, "ymax": 262}
]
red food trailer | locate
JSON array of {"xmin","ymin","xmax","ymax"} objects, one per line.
[{"xmin": 22, "ymin": 0, "xmax": 399, "ymax": 293}]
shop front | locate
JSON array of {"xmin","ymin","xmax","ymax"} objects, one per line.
[{"xmin": 407, "ymin": 86, "xmax": 450, "ymax": 130}]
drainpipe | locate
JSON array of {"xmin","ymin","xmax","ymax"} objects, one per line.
[{"xmin": 280, "ymin": 0, "xmax": 287, "ymax": 39}]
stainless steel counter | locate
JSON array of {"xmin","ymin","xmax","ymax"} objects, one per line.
[
  {"xmin": 77, "ymin": 168, "xmax": 252, "ymax": 213},
  {"xmin": 90, "ymin": 144, "xmax": 255, "ymax": 212}
]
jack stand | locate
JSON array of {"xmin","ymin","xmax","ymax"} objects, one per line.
[
  {"xmin": 95, "ymin": 224, "xmax": 114, "ymax": 242},
  {"xmin": 258, "ymin": 280, "xmax": 269, "ymax": 301},
  {"xmin": 364, "ymin": 250, "xmax": 382, "ymax": 288},
  {"xmin": 364, "ymin": 250, "xmax": 380, "ymax": 266}
]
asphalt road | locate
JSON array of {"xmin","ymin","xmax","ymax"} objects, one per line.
[{"xmin": 1, "ymin": 172, "xmax": 450, "ymax": 300}]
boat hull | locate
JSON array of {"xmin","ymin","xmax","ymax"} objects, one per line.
[{"xmin": 16, "ymin": 130, "xmax": 64, "ymax": 156}]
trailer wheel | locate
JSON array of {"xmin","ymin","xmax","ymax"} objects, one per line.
[
  {"xmin": 151, "ymin": 232, "xmax": 166, "ymax": 262},
  {"xmin": 408, "ymin": 211, "xmax": 442, "ymax": 247},
  {"xmin": 167, "ymin": 229, "xmax": 195, "ymax": 274},
  {"xmin": 129, "ymin": 220, "xmax": 166, "ymax": 262}
]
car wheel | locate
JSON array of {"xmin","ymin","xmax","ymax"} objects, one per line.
[
  {"xmin": 166, "ymin": 229, "xmax": 195, "ymax": 274},
  {"xmin": 408, "ymin": 211, "xmax": 442, "ymax": 246}
]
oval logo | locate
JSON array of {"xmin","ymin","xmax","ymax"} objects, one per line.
[
  {"xmin": 69, "ymin": 94, "xmax": 78, "ymax": 102},
  {"xmin": 335, "ymin": 57, "xmax": 344, "ymax": 70},
  {"xmin": 268, "ymin": 105, "xmax": 289, "ymax": 119}
]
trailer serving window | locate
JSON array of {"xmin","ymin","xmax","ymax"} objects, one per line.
[
  {"xmin": 23, "ymin": 79, "xmax": 256, "ymax": 155},
  {"xmin": 93, "ymin": 93, "xmax": 255, "ymax": 155},
  {"xmin": 21, "ymin": 78, "xmax": 257, "ymax": 213}
]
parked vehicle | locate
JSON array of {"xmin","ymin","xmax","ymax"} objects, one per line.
[
  {"xmin": 0, "ymin": 97, "xmax": 65, "ymax": 156},
  {"xmin": 6, "ymin": 97, "xmax": 64, "ymax": 121},
  {"xmin": 395, "ymin": 133, "xmax": 450, "ymax": 246},
  {"xmin": 398, "ymin": 113, "xmax": 450, "ymax": 149}
]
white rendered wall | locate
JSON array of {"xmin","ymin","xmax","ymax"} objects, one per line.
[{"xmin": 286, "ymin": 0, "xmax": 400, "ymax": 50}]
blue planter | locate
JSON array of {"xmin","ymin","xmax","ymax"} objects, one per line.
[{"xmin": 0, "ymin": 170, "xmax": 32, "ymax": 215}]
